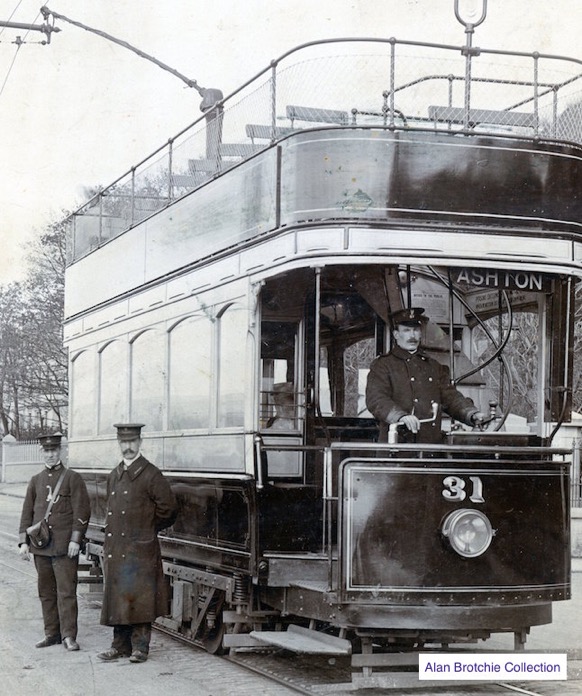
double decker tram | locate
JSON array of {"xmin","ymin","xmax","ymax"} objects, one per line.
[{"xmin": 63, "ymin": 21, "xmax": 581, "ymax": 679}]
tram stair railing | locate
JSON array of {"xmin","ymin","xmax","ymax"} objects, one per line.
[{"xmin": 571, "ymin": 437, "xmax": 582, "ymax": 508}]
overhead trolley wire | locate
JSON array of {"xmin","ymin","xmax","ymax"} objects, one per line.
[{"xmin": 0, "ymin": 5, "xmax": 50, "ymax": 100}]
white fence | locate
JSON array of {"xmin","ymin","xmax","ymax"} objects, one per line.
[{"xmin": 0, "ymin": 436, "xmax": 68, "ymax": 483}]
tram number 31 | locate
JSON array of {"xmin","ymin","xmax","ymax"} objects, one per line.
[{"xmin": 442, "ymin": 476, "xmax": 485, "ymax": 503}]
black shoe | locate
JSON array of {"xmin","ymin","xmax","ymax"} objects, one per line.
[
  {"xmin": 63, "ymin": 637, "xmax": 80, "ymax": 651},
  {"xmin": 129, "ymin": 650, "xmax": 148, "ymax": 663},
  {"xmin": 97, "ymin": 648, "xmax": 131, "ymax": 661},
  {"xmin": 35, "ymin": 635, "xmax": 62, "ymax": 648}
]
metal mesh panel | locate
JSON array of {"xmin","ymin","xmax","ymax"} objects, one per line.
[{"xmin": 66, "ymin": 39, "xmax": 582, "ymax": 264}]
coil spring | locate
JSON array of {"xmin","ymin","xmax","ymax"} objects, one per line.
[{"xmin": 233, "ymin": 573, "xmax": 247, "ymax": 603}]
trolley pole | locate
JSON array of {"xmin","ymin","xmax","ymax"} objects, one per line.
[
  {"xmin": 0, "ymin": 18, "xmax": 59, "ymax": 43},
  {"xmin": 39, "ymin": 6, "xmax": 224, "ymax": 159}
]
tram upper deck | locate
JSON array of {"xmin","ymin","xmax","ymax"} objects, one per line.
[{"xmin": 64, "ymin": 38, "xmax": 582, "ymax": 321}]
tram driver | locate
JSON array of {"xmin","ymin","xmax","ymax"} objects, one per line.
[{"xmin": 365, "ymin": 307, "xmax": 486, "ymax": 443}]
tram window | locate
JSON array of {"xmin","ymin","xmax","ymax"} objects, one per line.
[
  {"xmin": 217, "ymin": 305, "xmax": 246, "ymax": 428},
  {"xmin": 70, "ymin": 350, "xmax": 97, "ymax": 437},
  {"xmin": 260, "ymin": 321, "xmax": 300, "ymax": 430},
  {"xmin": 470, "ymin": 308, "xmax": 540, "ymax": 424},
  {"xmin": 319, "ymin": 292, "xmax": 377, "ymax": 418},
  {"xmin": 99, "ymin": 340, "xmax": 128, "ymax": 434},
  {"xmin": 168, "ymin": 316, "xmax": 212, "ymax": 430},
  {"xmin": 319, "ymin": 337, "xmax": 375, "ymax": 417},
  {"xmin": 130, "ymin": 330, "xmax": 165, "ymax": 431}
]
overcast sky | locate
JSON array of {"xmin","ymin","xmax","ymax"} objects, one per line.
[{"xmin": 0, "ymin": 0, "xmax": 580, "ymax": 283}]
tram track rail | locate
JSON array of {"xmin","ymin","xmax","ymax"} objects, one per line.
[
  {"xmin": 154, "ymin": 621, "xmax": 318, "ymax": 695},
  {"xmin": 497, "ymin": 684, "xmax": 546, "ymax": 696},
  {"xmin": 154, "ymin": 620, "xmax": 559, "ymax": 695},
  {"xmin": 0, "ymin": 555, "xmax": 37, "ymax": 579}
]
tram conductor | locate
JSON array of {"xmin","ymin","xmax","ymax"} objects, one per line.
[
  {"xmin": 366, "ymin": 307, "xmax": 486, "ymax": 443},
  {"xmin": 97, "ymin": 423, "xmax": 177, "ymax": 664},
  {"xmin": 18, "ymin": 433, "xmax": 91, "ymax": 651}
]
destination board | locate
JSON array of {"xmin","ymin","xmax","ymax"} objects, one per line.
[{"xmin": 453, "ymin": 268, "xmax": 552, "ymax": 292}]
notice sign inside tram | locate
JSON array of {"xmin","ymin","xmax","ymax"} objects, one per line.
[
  {"xmin": 465, "ymin": 289, "xmax": 537, "ymax": 316},
  {"xmin": 418, "ymin": 653, "xmax": 567, "ymax": 681}
]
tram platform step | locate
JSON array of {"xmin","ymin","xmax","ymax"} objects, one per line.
[{"xmin": 250, "ymin": 624, "xmax": 351, "ymax": 655}]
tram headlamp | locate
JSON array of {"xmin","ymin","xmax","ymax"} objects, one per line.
[{"xmin": 441, "ymin": 508, "xmax": 494, "ymax": 558}]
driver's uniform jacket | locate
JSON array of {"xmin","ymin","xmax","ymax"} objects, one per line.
[{"xmin": 365, "ymin": 345, "xmax": 479, "ymax": 443}]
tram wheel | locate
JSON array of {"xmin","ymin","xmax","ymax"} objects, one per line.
[{"xmin": 199, "ymin": 592, "xmax": 225, "ymax": 655}]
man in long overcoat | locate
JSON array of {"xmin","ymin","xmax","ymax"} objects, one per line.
[
  {"xmin": 18, "ymin": 433, "xmax": 91, "ymax": 651},
  {"xmin": 366, "ymin": 307, "xmax": 486, "ymax": 443},
  {"xmin": 97, "ymin": 423, "xmax": 177, "ymax": 663}
]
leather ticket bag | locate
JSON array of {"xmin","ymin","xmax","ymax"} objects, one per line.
[{"xmin": 27, "ymin": 518, "xmax": 51, "ymax": 549}]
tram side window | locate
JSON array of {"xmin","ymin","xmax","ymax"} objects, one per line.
[
  {"xmin": 70, "ymin": 350, "xmax": 97, "ymax": 437},
  {"xmin": 168, "ymin": 316, "xmax": 212, "ymax": 430},
  {"xmin": 98, "ymin": 340, "xmax": 128, "ymax": 434},
  {"xmin": 260, "ymin": 321, "xmax": 300, "ymax": 430},
  {"xmin": 217, "ymin": 305, "xmax": 246, "ymax": 428},
  {"xmin": 130, "ymin": 330, "xmax": 165, "ymax": 431}
]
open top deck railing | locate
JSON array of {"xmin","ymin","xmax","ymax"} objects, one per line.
[{"xmin": 66, "ymin": 37, "xmax": 582, "ymax": 265}]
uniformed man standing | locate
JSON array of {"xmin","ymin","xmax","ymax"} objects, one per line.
[
  {"xmin": 97, "ymin": 424, "xmax": 177, "ymax": 664},
  {"xmin": 18, "ymin": 433, "xmax": 91, "ymax": 651},
  {"xmin": 366, "ymin": 307, "xmax": 486, "ymax": 443}
]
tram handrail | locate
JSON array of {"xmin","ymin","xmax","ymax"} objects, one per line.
[
  {"xmin": 328, "ymin": 441, "xmax": 572, "ymax": 455},
  {"xmin": 257, "ymin": 440, "xmax": 572, "ymax": 455}
]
